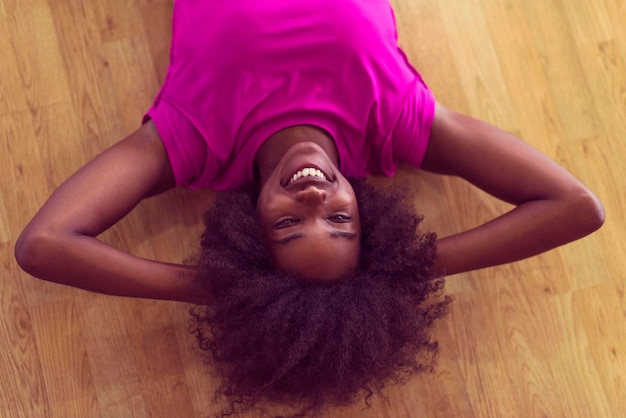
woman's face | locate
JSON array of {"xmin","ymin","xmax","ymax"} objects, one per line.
[{"xmin": 257, "ymin": 142, "xmax": 361, "ymax": 282}]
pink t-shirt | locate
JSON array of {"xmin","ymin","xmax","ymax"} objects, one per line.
[{"xmin": 145, "ymin": 0, "xmax": 436, "ymax": 190}]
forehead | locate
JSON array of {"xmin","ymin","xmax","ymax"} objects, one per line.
[{"xmin": 267, "ymin": 229, "xmax": 360, "ymax": 282}]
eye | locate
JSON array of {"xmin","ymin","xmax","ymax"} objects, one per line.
[
  {"xmin": 328, "ymin": 214, "xmax": 351, "ymax": 223},
  {"xmin": 274, "ymin": 218, "xmax": 299, "ymax": 228}
]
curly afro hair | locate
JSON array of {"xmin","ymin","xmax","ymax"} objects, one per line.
[{"xmin": 188, "ymin": 179, "xmax": 451, "ymax": 417}]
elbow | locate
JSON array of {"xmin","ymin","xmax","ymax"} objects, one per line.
[
  {"xmin": 571, "ymin": 187, "xmax": 605, "ymax": 238},
  {"xmin": 15, "ymin": 228, "xmax": 53, "ymax": 278},
  {"xmin": 15, "ymin": 230, "xmax": 31, "ymax": 273}
]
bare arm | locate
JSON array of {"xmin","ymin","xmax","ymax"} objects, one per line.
[
  {"xmin": 421, "ymin": 104, "xmax": 604, "ymax": 275},
  {"xmin": 15, "ymin": 121, "xmax": 201, "ymax": 303}
]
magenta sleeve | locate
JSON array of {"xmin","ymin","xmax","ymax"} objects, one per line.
[
  {"xmin": 143, "ymin": 98, "xmax": 208, "ymax": 188},
  {"xmin": 391, "ymin": 79, "xmax": 436, "ymax": 168}
]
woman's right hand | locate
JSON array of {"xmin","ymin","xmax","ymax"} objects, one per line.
[{"xmin": 14, "ymin": 121, "xmax": 198, "ymax": 302}]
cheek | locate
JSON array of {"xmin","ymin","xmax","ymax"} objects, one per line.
[
  {"xmin": 256, "ymin": 196, "xmax": 292, "ymax": 239},
  {"xmin": 257, "ymin": 198, "xmax": 284, "ymax": 223},
  {"xmin": 256, "ymin": 188, "xmax": 279, "ymax": 219},
  {"xmin": 337, "ymin": 191, "xmax": 361, "ymax": 222},
  {"xmin": 255, "ymin": 199, "xmax": 275, "ymax": 240}
]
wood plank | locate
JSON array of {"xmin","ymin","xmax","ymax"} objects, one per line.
[
  {"xmin": 522, "ymin": 0, "xmax": 602, "ymax": 141},
  {"xmin": 74, "ymin": 295, "xmax": 150, "ymax": 418},
  {"xmin": 0, "ymin": 8, "xmax": 28, "ymax": 114},
  {"xmin": 30, "ymin": 300, "xmax": 101, "ymax": 418},
  {"xmin": 0, "ymin": 253, "xmax": 49, "ymax": 418},
  {"xmin": 47, "ymin": 0, "xmax": 122, "ymax": 156},
  {"xmin": 573, "ymin": 283, "xmax": 626, "ymax": 416},
  {"xmin": 435, "ymin": 0, "xmax": 517, "ymax": 130}
]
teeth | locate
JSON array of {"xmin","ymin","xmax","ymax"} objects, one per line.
[{"xmin": 289, "ymin": 167, "xmax": 327, "ymax": 184}]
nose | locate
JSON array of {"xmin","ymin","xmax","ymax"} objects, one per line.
[{"xmin": 295, "ymin": 185, "xmax": 327, "ymax": 204}]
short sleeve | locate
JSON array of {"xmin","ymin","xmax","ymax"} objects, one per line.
[
  {"xmin": 391, "ymin": 78, "xmax": 436, "ymax": 168},
  {"xmin": 143, "ymin": 98, "xmax": 209, "ymax": 189}
]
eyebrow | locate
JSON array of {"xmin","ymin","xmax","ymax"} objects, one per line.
[{"xmin": 272, "ymin": 231, "xmax": 358, "ymax": 245}]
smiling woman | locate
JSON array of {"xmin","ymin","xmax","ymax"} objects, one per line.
[
  {"xmin": 13, "ymin": 0, "xmax": 604, "ymax": 416},
  {"xmin": 255, "ymin": 127, "xmax": 362, "ymax": 282}
]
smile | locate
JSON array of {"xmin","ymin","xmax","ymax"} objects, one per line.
[{"xmin": 289, "ymin": 167, "xmax": 327, "ymax": 184}]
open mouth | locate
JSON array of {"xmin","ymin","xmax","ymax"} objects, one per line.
[
  {"xmin": 289, "ymin": 167, "xmax": 327, "ymax": 184},
  {"xmin": 284, "ymin": 164, "xmax": 333, "ymax": 186}
]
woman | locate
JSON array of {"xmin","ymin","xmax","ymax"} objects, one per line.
[{"xmin": 15, "ymin": 0, "xmax": 604, "ymax": 415}]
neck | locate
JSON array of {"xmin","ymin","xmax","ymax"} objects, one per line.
[{"xmin": 255, "ymin": 125, "xmax": 339, "ymax": 185}]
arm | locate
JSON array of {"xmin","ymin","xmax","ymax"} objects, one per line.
[
  {"xmin": 15, "ymin": 121, "xmax": 201, "ymax": 303},
  {"xmin": 421, "ymin": 104, "xmax": 604, "ymax": 275}
]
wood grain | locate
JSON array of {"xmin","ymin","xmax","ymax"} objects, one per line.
[{"xmin": 1, "ymin": 0, "xmax": 624, "ymax": 417}]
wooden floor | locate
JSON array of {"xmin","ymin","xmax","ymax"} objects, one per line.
[{"xmin": 1, "ymin": 0, "xmax": 625, "ymax": 417}]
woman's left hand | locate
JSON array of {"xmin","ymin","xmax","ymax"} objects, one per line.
[{"xmin": 421, "ymin": 104, "xmax": 604, "ymax": 275}]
